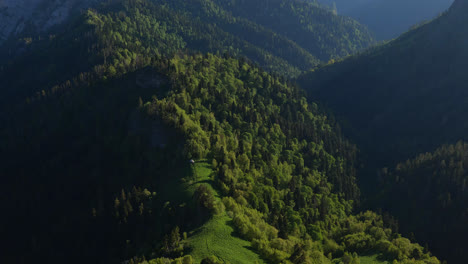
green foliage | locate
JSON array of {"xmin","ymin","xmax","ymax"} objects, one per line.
[
  {"xmin": 359, "ymin": 254, "xmax": 389, "ymax": 264},
  {"xmin": 210, "ymin": 0, "xmax": 374, "ymax": 61},
  {"xmin": 379, "ymin": 141, "xmax": 468, "ymax": 264},
  {"xmin": 194, "ymin": 184, "xmax": 225, "ymax": 215},
  {"xmin": 113, "ymin": 186, "xmax": 155, "ymax": 223},
  {"xmin": 186, "ymin": 214, "xmax": 264, "ymax": 264},
  {"xmin": 298, "ymin": 4, "xmax": 468, "ymax": 175},
  {"xmin": 143, "ymin": 54, "xmax": 438, "ymax": 264},
  {"xmin": 201, "ymin": 256, "xmax": 224, "ymax": 264},
  {"xmin": 162, "ymin": 226, "xmax": 185, "ymax": 258},
  {"xmin": 138, "ymin": 255, "xmax": 194, "ymax": 264},
  {"xmin": 298, "ymin": 7, "xmax": 468, "ymax": 263},
  {"xmin": 0, "ymin": 0, "xmax": 374, "ymax": 110},
  {"xmin": 0, "ymin": 1, "xmax": 448, "ymax": 264},
  {"xmin": 180, "ymin": 162, "xmax": 263, "ymax": 263}
]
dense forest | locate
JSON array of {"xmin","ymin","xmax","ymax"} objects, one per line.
[
  {"xmin": 0, "ymin": 0, "xmax": 374, "ymax": 81},
  {"xmin": 299, "ymin": 0, "xmax": 468, "ymax": 169},
  {"xmin": 0, "ymin": 0, "xmax": 375, "ymax": 118},
  {"xmin": 138, "ymin": 53, "xmax": 439, "ymax": 264},
  {"xmin": 0, "ymin": 0, "xmax": 463, "ymax": 263},
  {"xmin": 378, "ymin": 142, "xmax": 468, "ymax": 264},
  {"xmin": 299, "ymin": 0, "xmax": 468, "ymax": 262}
]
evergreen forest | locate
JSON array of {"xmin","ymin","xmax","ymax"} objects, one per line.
[{"xmin": 0, "ymin": 0, "xmax": 465, "ymax": 263}]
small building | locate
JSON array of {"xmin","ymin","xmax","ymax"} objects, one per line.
[{"xmin": 189, "ymin": 159, "xmax": 195, "ymax": 165}]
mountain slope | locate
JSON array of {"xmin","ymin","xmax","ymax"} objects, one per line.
[
  {"xmin": 206, "ymin": 0, "xmax": 374, "ymax": 61},
  {"xmin": 0, "ymin": 0, "xmax": 440, "ymax": 263},
  {"xmin": 1, "ymin": 0, "xmax": 375, "ymax": 78},
  {"xmin": 379, "ymin": 142, "xmax": 468, "ymax": 263},
  {"xmin": 298, "ymin": 0, "xmax": 468, "ymax": 262},
  {"xmin": 138, "ymin": 53, "xmax": 438, "ymax": 264},
  {"xmin": 299, "ymin": 0, "xmax": 468, "ymax": 168}
]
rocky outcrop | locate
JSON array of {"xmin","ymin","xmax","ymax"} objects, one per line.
[{"xmin": 0, "ymin": 0, "xmax": 97, "ymax": 42}]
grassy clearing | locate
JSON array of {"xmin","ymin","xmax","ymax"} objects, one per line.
[
  {"xmin": 184, "ymin": 160, "xmax": 219, "ymax": 198},
  {"xmin": 159, "ymin": 161, "xmax": 390, "ymax": 264},
  {"xmin": 186, "ymin": 214, "xmax": 264, "ymax": 264},
  {"xmin": 360, "ymin": 254, "xmax": 390, "ymax": 264},
  {"xmin": 156, "ymin": 160, "xmax": 215, "ymax": 205},
  {"xmin": 184, "ymin": 160, "xmax": 264, "ymax": 264}
]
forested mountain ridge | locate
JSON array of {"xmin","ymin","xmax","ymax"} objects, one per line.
[
  {"xmin": 299, "ymin": 0, "xmax": 468, "ymax": 169},
  {"xmin": 0, "ymin": 0, "xmax": 374, "ymax": 79},
  {"xmin": 205, "ymin": 0, "xmax": 374, "ymax": 61},
  {"xmin": 298, "ymin": 0, "xmax": 468, "ymax": 262},
  {"xmin": 0, "ymin": 0, "xmax": 376, "ymax": 124},
  {"xmin": 0, "ymin": 0, "xmax": 439, "ymax": 263},
  {"xmin": 316, "ymin": 0, "xmax": 453, "ymax": 40}
]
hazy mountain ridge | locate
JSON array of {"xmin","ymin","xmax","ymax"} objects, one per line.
[
  {"xmin": 299, "ymin": 0, "xmax": 468, "ymax": 165},
  {"xmin": 317, "ymin": 0, "xmax": 454, "ymax": 39}
]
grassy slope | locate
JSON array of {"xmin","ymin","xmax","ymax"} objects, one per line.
[
  {"xmin": 187, "ymin": 215, "xmax": 263, "ymax": 264},
  {"xmin": 182, "ymin": 163, "xmax": 387, "ymax": 264},
  {"xmin": 184, "ymin": 161, "xmax": 264, "ymax": 264},
  {"xmin": 360, "ymin": 254, "xmax": 390, "ymax": 264}
]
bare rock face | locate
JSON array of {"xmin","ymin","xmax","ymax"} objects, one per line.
[{"xmin": 0, "ymin": 0, "xmax": 98, "ymax": 42}]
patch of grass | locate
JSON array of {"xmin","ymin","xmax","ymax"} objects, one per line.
[
  {"xmin": 186, "ymin": 214, "xmax": 264, "ymax": 264},
  {"xmin": 360, "ymin": 254, "xmax": 391, "ymax": 264},
  {"xmin": 156, "ymin": 160, "xmax": 215, "ymax": 206},
  {"xmin": 184, "ymin": 160, "xmax": 264, "ymax": 264},
  {"xmin": 184, "ymin": 160, "xmax": 219, "ymax": 198}
]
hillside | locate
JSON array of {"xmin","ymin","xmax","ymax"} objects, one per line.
[
  {"xmin": 135, "ymin": 53, "xmax": 438, "ymax": 264},
  {"xmin": 378, "ymin": 142, "xmax": 468, "ymax": 263},
  {"xmin": 317, "ymin": 0, "xmax": 453, "ymax": 40},
  {"xmin": 182, "ymin": 161, "xmax": 264, "ymax": 263},
  {"xmin": 0, "ymin": 0, "xmax": 374, "ymax": 78},
  {"xmin": 0, "ymin": 0, "xmax": 443, "ymax": 263},
  {"xmin": 298, "ymin": 0, "xmax": 468, "ymax": 262},
  {"xmin": 299, "ymin": 0, "xmax": 468, "ymax": 168}
]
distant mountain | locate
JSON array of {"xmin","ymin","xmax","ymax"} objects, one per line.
[{"xmin": 317, "ymin": 0, "xmax": 454, "ymax": 39}]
